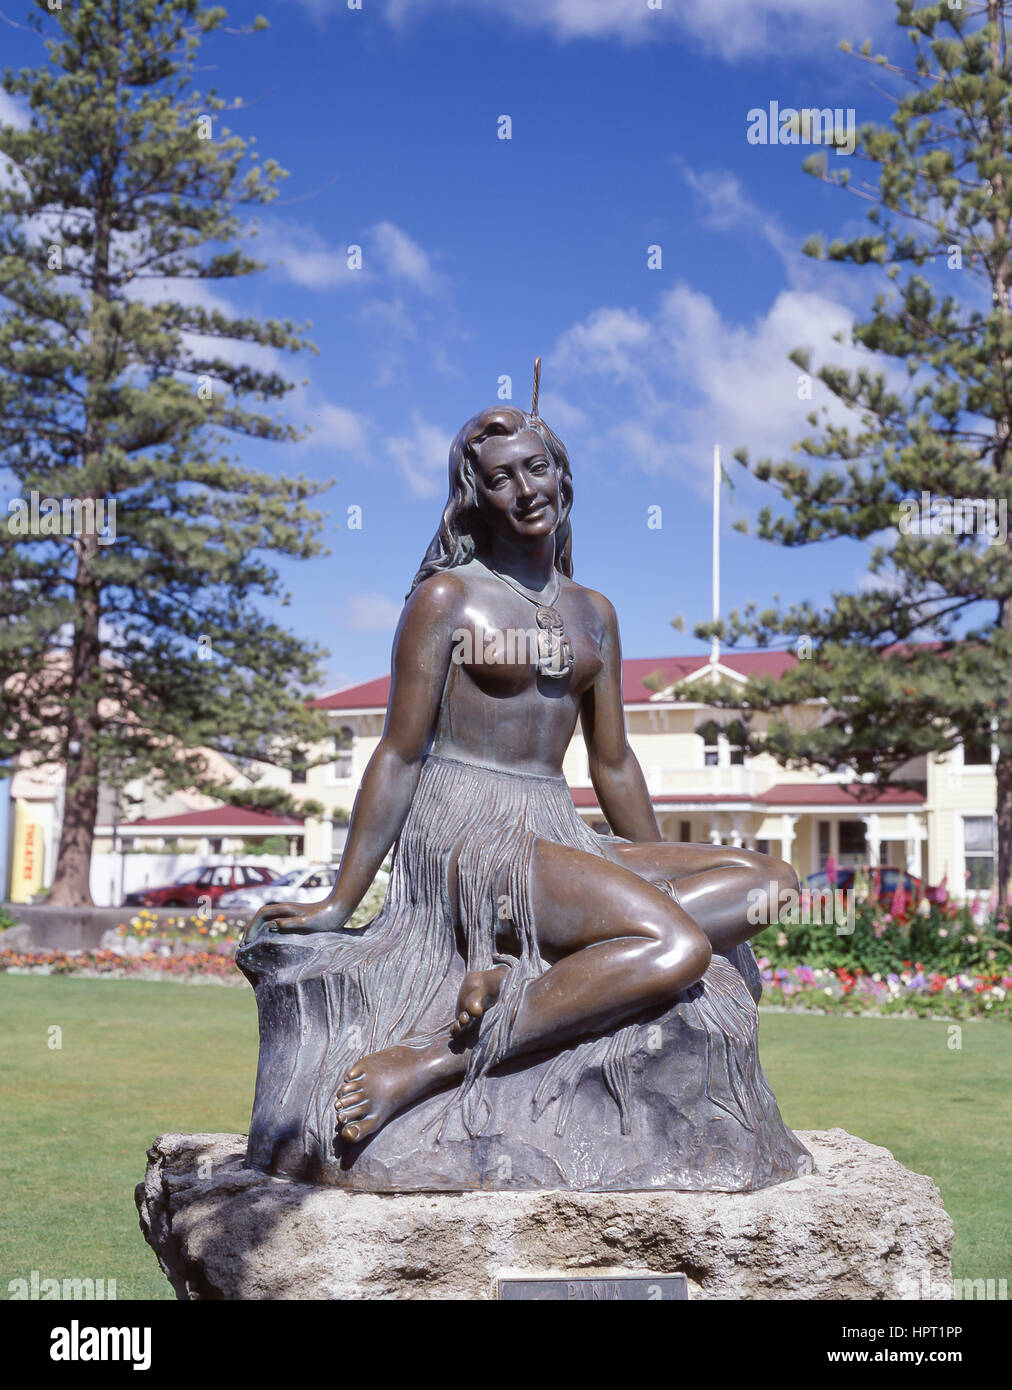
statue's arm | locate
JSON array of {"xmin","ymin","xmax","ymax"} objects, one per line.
[
  {"xmin": 249, "ymin": 575, "xmax": 459, "ymax": 937},
  {"xmin": 579, "ymin": 593, "xmax": 663, "ymax": 844}
]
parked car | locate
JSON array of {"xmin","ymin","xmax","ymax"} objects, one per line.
[
  {"xmin": 124, "ymin": 863, "xmax": 277, "ymax": 909},
  {"xmin": 217, "ymin": 863, "xmax": 340, "ymax": 914},
  {"xmin": 804, "ymin": 866, "xmax": 934, "ymax": 905}
]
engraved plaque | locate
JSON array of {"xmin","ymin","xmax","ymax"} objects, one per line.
[{"xmin": 498, "ymin": 1275, "xmax": 688, "ymax": 1301}]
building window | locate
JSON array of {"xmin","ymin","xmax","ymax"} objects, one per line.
[
  {"xmin": 697, "ymin": 719, "xmax": 721, "ymax": 767},
  {"xmin": 331, "ymin": 725, "xmax": 355, "ymax": 781},
  {"xmin": 818, "ymin": 820, "xmax": 831, "ymax": 867},
  {"xmin": 696, "ymin": 717, "xmax": 748, "ymax": 767},
  {"xmin": 963, "ymin": 816, "xmax": 995, "ymax": 891},
  {"xmin": 961, "ymin": 730, "xmax": 993, "ymax": 767},
  {"xmin": 726, "ymin": 719, "xmax": 747, "ymax": 767},
  {"xmin": 838, "ymin": 821, "xmax": 866, "ymax": 865},
  {"xmin": 679, "ymin": 820, "xmax": 692, "ymax": 843}
]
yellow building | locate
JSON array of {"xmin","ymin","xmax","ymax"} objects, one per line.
[{"xmin": 296, "ymin": 652, "xmax": 997, "ymax": 898}]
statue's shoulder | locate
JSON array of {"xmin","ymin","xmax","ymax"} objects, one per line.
[
  {"xmin": 402, "ymin": 567, "xmax": 471, "ymax": 627},
  {"xmin": 563, "ymin": 576, "xmax": 618, "ymax": 629}
]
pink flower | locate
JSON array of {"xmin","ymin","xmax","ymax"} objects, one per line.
[{"xmin": 933, "ymin": 875, "xmax": 948, "ymax": 906}]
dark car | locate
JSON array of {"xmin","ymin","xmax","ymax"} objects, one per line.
[
  {"xmin": 124, "ymin": 863, "xmax": 276, "ymax": 909},
  {"xmin": 804, "ymin": 866, "xmax": 933, "ymax": 905}
]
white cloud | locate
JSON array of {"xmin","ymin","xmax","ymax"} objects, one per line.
[
  {"xmin": 385, "ymin": 412, "xmax": 452, "ymax": 497},
  {"xmin": 0, "ymin": 91, "xmax": 30, "ymax": 131},
  {"xmin": 678, "ymin": 164, "xmax": 792, "ymax": 254},
  {"xmin": 266, "ymin": 236, "xmax": 361, "ymax": 291},
  {"xmin": 301, "ymin": 401, "xmax": 369, "ymax": 452},
  {"xmin": 291, "ymin": 0, "xmax": 886, "ymax": 61},
  {"xmin": 371, "ymin": 221, "xmax": 441, "ymax": 294},
  {"xmin": 552, "ymin": 307, "xmax": 652, "ymax": 381},
  {"xmin": 675, "ymin": 162, "xmax": 865, "ymax": 304},
  {"xmin": 252, "ymin": 219, "xmax": 442, "ymax": 295},
  {"xmin": 126, "ymin": 273, "xmax": 370, "ymax": 452},
  {"xmin": 539, "ymin": 391, "xmax": 587, "ymax": 433},
  {"xmin": 345, "ymin": 592, "xmax": 403, "ymax": 632},
  {"xmin": 551, "ymin": 280, "xmax": 862, "ymax": 491},
  {"xmin": 251, "ymin": 222, "xmax": 368, "ymax": 291}
]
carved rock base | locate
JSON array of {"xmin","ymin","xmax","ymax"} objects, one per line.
[
  {"xmin": 241, "ymin": 942, "xmax": 812, "ymax": 1192},
  {"xmin": 136, "ymin": 1129, "xmax": 954, "ymax": 1301}
]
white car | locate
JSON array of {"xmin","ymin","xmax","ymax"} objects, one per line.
[{"xmin": 218, "ymin": 864, "xmax": 339, "ymax": 914}]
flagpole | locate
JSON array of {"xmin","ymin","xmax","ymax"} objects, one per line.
[{"xmin": 711, "ymin": 444, "xmax": 720, "ymax": 667}]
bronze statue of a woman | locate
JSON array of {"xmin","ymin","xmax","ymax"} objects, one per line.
[{"xmin": 238, "ymin": 369, "xmax": 800, "ymax": 1179}]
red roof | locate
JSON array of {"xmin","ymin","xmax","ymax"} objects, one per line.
[
  {"xmin": 758, "ymin": 783, "xmax": 924, "ymax": 807},
  {"xmin": 116, "ymin": 806, "xmax": 304, "ymax": 830},
  {"xmin": 312, "ymin": 675, "xmax": 392, "ymax": 711},
  {"xmin": 312, "ymin": 652, "xmax": 799, "ymax": 712},
  {"xmin": 620, "ymin": 652, "xmax": 796, "ymax": 704}
]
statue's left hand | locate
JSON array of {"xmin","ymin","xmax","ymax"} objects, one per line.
[
  {"xmin": 243, "ymin": 899, "xmax": 353, "ymax": 945},
  {"xmin": 241, "ymin": 899, "xmax": 306, "ymax": 946},
  {"xmin": 279, "ymin": 901, "xmax": 352, "ymax": 934}
]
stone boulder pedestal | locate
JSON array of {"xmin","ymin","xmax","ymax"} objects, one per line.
[{"xmin": 136, "ymin": 1129, "xmax": 954, "ymax": 1301}]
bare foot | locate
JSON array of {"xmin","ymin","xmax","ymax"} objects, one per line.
[
  {"xmin": 335, "ymin": 1042, "xmax": 447, "ymax": 1143},
  {"xmin": 450, "ymin": 965, "xmax": 508, "ymax": 1038}
]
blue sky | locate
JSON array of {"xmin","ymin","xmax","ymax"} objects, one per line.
[{"xmin": 3, "ymin": 0, "xmax": 908, "ymax": 690}]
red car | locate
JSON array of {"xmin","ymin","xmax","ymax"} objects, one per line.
[{"xmin": 125, "ymin": 864, "xmax": 276, "ymax": 909}]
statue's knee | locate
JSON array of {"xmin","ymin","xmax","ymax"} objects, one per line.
[
  {"xmin": 773, "ymin": 857, "xmax": 800, "ymax": 898},
  {"xmin": 655, "ymin": 919, "xmax": 710, "ymax": 994},
  {"xmin": 748, "ymin": 850, "xmax": 799, "ymax": 899}
]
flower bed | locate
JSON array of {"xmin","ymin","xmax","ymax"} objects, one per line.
[
  {"xmin": 115, "ymin": 908, "xmax": 245, "ymax": 945},
  {"xmin": 0, "ymin": 947, "xmax": 242, "ymax": 983},
  {"xmin": 756, "ymin": 959, "xmax": 1011, "ymax": 1020},
  {"xmin": 1, "ymin": 944, "xmax": 1008, "ymax": 1017},
  {"xmin": 4, "ymin": 881, "xmax": 1010, "ymax": 1016}
]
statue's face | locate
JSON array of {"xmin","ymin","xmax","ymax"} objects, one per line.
[{"xmin": 471, "ymin": 428, "xmax": 564, "ymax": 545}]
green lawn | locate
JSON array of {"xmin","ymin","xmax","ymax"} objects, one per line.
[{"xmin": 0, "ymin": 975, "xmax": 1008, "ymax": 1299}]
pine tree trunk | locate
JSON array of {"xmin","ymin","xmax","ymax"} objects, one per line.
[
  {"xmin": 990, "ymin": 0, "xmax": 1012, "ymax": 903},
  {"xmin": 997, "ymin": 751, "xmax": 1012, "ymax": 906},
  {"xmin": 47, "ymin": 743, "xmax": 99, "ymax": 907},
  {"xmin": 46, "ymin": 148, "xmax": 113, "ymax": 905},
  {"xmin": 47, "ymin": 533, "xmax": 102, "ymax": 907}
]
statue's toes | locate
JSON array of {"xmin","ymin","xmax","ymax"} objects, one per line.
[{"xmin": 337, "ymin": 1097, "xmax": 369, "ymax": 1121}]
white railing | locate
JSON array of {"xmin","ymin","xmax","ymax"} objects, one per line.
[{"xmin": 646, "ymin": 766, "xmax": 771, "ymax": 797}]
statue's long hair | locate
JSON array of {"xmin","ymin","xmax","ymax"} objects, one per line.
[{"xmin": 409, "ymin": 406, "xmax": 574, "ymax": 594}]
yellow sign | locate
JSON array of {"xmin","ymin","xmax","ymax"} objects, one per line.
[{"xmin": 11, "ymin": 801, "xmax": 45, "ymax": 903}]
